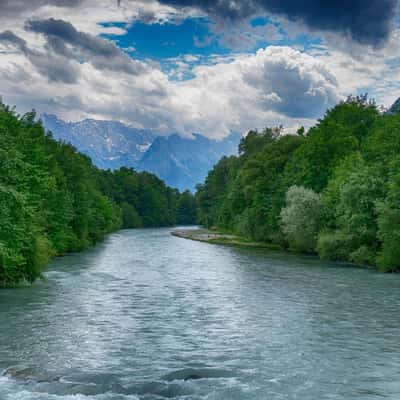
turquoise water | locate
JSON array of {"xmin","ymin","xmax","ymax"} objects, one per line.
[{"xmin": 0, "ymin": 228, "xmax": 399, "ymax": 399}]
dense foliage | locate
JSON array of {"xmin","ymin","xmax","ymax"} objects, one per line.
[
  {"xmin": 196, "ymin": 95, "xmax": 400, "ymax": 272},
  {"xmin": 0, "ymin": 104, "xmax": 196, "ymax": 286}
]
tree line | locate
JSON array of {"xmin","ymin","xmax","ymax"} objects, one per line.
[
  {"xmin": 195, "ymin": 95, "xmax": 400, "ymax": 272},
  {"xmin": 0, "ymin": 104, "xmax": 196, "ymax": 286}
]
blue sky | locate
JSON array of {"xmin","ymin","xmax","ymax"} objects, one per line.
[
  {"xmin": 102, "ymin": 16, "xmax": 322, "ymax": 63},
  {"xmin": 99, "ymin": 15, "xmax": 325, "ymax": 86},
  {"xmin": 102, "ymin": 18, "xmax": 229, "ymax": 59}
]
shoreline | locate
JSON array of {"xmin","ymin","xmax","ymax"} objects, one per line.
[
  {"xmin": 171, "ymin": 228, "xmax": 281, "ymax": 250},
  {"xmin": 171, "ymin": 228, "xmax": 376, "ymax": 271}
]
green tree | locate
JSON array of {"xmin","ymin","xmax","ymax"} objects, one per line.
[{"xmin": 280, "ymin": 186, "xmax": 323, "ymax": 253}]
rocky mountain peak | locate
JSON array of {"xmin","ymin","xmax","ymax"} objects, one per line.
[{"xmin": 386, "ymin": 97, "xmax": 400, "ymax": 115}]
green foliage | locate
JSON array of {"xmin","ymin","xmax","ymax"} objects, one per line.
[
  {"xmin": 196, "ymin": 156, "xmax": 239, "ymax": 228},
  {"xmin": 238, "ymin": 127, "xmax": 282, "ymax": 157},
  {"xmin": 0, "ymin": 103, "xmax": 197, "ymax": 286},
  {"xmin": 280, "ymin": 186, "xmax": 323, "ymax": 253},
  {"xmin": 196, "ymin": 95, "xmax": 400, "ymax": 271},
  {"xmin": 177, "ymin": 190, "xmax": 197, "ymax": 225},
  {"xmin": 376, "ymin": 173, "xmax": 400, "ymax": 272},
  {"xmin": 316, "ymin": 231, "xmax": 354, "ymax": 262},
  {"xmin": 320, "ymin": 157, "xmax": 385, "ymax": 264},
  {"xmin": 121, "ymin": 202, "xmax": 142, "ymax": 228}
]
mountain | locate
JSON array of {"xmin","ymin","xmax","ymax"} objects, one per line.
[
  {"xmin": 386, "ymin": 97, "xmax": 400, "ymax": 115},
  {"xmin": 41, "ymin": 114, "xmax": 155, "ymax": 170},
  {"xmin": 137, "ymin": 133, "xmax": 241, "ymax": 191},
  {"xmin": 42, "ymin": 114, "xmax": 241, "ymax": 191}
]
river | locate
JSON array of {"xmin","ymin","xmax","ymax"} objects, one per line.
[{"xmin": 0, "ymin": 228, "xmax": 399, "ymax": 399}]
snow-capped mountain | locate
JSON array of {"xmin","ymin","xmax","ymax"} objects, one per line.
[
  {"xmin": 42, "ymin": 115, "xmax": 241, "ymax": 191},
  {"xmin": 42, "ymin": 114, "xmax": 155, "ymax": 170}
]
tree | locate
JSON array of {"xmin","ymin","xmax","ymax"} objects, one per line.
[
  {"xmin": 177, "ymin": 190, "xmax": 197, "ymax": 225},
  {"xmin": 376, "ymin": 172, "xmax": 400, "ymax": 272},
  {"xmin": 0, "ymin": 102, "xmax": 191, "ymax": 286},
  {"xmin": 280, "ymin": 186, "xmax": 323, "ymax": 253}
]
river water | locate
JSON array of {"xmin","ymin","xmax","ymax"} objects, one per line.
[{"xmin": 0, "ymin": 228, "xmax": 399, "ymax": 399}]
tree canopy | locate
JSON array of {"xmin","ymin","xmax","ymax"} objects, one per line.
[
  {"xmin": 0, "ymin": 104, "xmax": 196, "ymax": 286},
  {"xmin": 196, "ymin": 96, "xmax": 400, "ymax": 271}
]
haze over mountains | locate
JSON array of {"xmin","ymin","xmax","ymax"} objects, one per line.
[{"xmin": 42, "ymin": 114, "xmax": 241, "ymax": 192}]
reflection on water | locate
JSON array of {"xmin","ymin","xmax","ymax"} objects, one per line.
[{"xmin": 0, "ymin": 228, "xmax": 400, "ymax": 399}]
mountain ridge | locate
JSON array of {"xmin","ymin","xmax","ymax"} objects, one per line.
[
  {"xmin": 41, "ymin": 114, "xmax": 155, "ymax": 170},
  {"xmin": 137, "ymin": 132, "xmax": 241, "ymax": 191},
  {"xmin": 42, "ymin": 114, "xmax": 241, "ymax": 191},
  {"xmin": 386, "ymin": 97, "xmax": 400, "ymax": 115}
]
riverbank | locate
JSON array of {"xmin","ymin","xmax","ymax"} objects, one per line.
[
  {"xmin": 172, "ymin": 228, "xmax": 376, "ymax": 270},
  {"xmin": 171, "ymin": 228, "xmax": 281, "ymax": 250}
]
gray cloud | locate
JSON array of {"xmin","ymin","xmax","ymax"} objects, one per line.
[
  {"xmin": 0, "ymin": 30, "xmax": 29, "ymax": 53},
  {"xmin": 0, "ymin": 29, "xmax": 80, "ymax": 83},
  {"xmin": 30, "ymin": 53, "xmax": 81, "ymax": 84},
  {"xmin": 1, "ymin": 0, "xmax": 396, "ymax": 47},
  {"xmin": 243, "ymin": 48, "xmax": 339, "ymax": 118},
  {"xmin": 159, "ymin": 0, "xmax": 398, "ymax": 46},
  {"xmin": 25, "ymin": 18, "xmax": 145, "ymax": 75},
  {"xmin": 0, "ymin": 17, "xmax": 147, "ymax": 83}
]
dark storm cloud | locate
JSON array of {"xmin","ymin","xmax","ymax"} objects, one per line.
[
  {"xmin": 1, "ymin": 0, "xmax": 396, "ymax": 46},
  {"xmin": 158, "ymin": 0, "xmax": 398, "ymax": 46},
  {"xmin": 25, "ymin": 18, "xmax": 145, "ymax": 75}
]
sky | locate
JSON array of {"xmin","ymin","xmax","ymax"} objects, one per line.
[{"xmin": 0, "ymin": 0, "xmax": 399, "ymax": 138}]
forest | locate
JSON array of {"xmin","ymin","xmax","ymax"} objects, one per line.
[
  {"xmin": 196, "ymin": 96, "xmax": 400, "ymax": 272},
  {"xmin": 3, "ymin": 94, "xmax": 400, "ymax": 287},
  {"xmin": 0, "ymin": 103, "xmax": 196, "ymax": 286}
]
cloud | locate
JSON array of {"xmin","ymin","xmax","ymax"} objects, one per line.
[
  {"xmin": 0, "ymin": 35, "xmax": 343, "ymax": 137},
  {"xmin": 242, "ymin": 47, "xmax": 339, "ymax": 118},
  {"xmin": 206, "ymin": 18, "xmax": 284, "ymax": 51},
  {"xmin": 0, "ymin": 1, "xmax": 399, "ymax": 141},
  {"xmin": 0, "ymin": 0, "xmax": 184, "ymax": 44},
  {"xmin": 2, "ymin": 0, "xmax": 396, "ymax": 47},
  {"xmin": 166, "ymin": 46, "xmax": 340, "ymax": 136},
  {"xmin": 0, "ymin": 29, "xmax": 80, "ymax": 83},
  {"xmin": 25, "ymin": 18, "xmax": 146, "ymax": 75},
  {"xmin": 0, "ymin": 16, "xmax": 150, "ymax": 83},
  {"xmin": 0, "ymin": 0, "xmax": 82, "ymax": 17},
  {"xmin": 159, "ymin": 0, "xmax": 398, "ymax": 46},
  {"xmin": 0, "ymin": 30, "xmax": 29, "ymax": 52}
]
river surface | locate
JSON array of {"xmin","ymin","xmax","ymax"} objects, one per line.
[{"xmin": 1, "ymin": 228, "xmax": 400, "ymax": 400}]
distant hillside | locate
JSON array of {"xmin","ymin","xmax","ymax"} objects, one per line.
[
  {"xmin": 137, "ymin": 133, "xmax": 241, "ymax": 192},
  {"xmin": 42, "ymin": 114, "xmax": 155, "ymax": 170}
]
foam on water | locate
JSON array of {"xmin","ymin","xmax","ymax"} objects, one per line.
[{"xmin": 0, "ymin": 376, "xmax": 140, "ymax": 400}]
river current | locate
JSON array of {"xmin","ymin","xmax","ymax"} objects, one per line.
[{"xmin": 0, "ymin": 228, "xmax": 399, "ymax": 399}]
